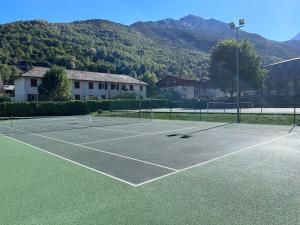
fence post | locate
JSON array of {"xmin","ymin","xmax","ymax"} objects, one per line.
[
  {"xmin": 294, "ymin": 106, "xmax": 296, "ymax": 127},
  {"xmin": 199, "ymin": 108, "xmax": 202, "ymax": 121},
  {"xmin": 169, "ymin": 100, "xmax": 172, "ymax": 120},
  {"xmin": 61, "ymin": 101, "xmax": 63, "ymax": 116},
  {"xmin": 4, "ymin": 98, "xmax": 6, "ymax": 117},
  {"xmin": 127, "ymin": 99, "xmax": 129, "ymax": 118},
  {"xmin": 151, "ymin": 101, "xmax": 153, "ymax": 121}
]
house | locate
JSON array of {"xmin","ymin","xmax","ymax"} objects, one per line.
[
  {"xmin": 264, "ymin": 57, "xmax": 300, "ymax": 97},
  {"xmin": 14, "ymin": 67, "xmax": 147, "ymax": 102},
  {"xmin": 157, "ymin": 75, "xmax": 225, "ymax": 100},
  {"xmin": 3, "ymin": 85, "xmax": 15, "ymax": 95}
]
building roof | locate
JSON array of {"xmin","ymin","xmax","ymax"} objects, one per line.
[
  {"xmin": 263, "ymin": 57, "xmax": 300, "ymax": 68},
  {"xmin": 157, "ymin": 75, "xmax": 210, "ymax": 88},
  {"xmin": 18, "ymin": 67, "xmax": 147, "ymax": 85}
]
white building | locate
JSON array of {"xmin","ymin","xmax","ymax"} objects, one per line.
[
  {"xmin": 14, "ymin": 67, "xmax": 147, "ymax": 102},
  {"xmin": 157, "ymin": 75, "xmax": 225, "ymax": 100}
]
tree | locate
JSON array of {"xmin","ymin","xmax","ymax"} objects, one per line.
[
  {"xmin": 38, "ymin": 66, "xmax": 71, "ymax": 101},
  {"xmin": 0, "ymin": 65, "xmax": 21, "ymax": 84},
  {"xmin": 209, "ymin": 39, "xmax": 266, "ymax": 98},
  {"xmin": 141, "ymin": 71, "xmax": 158, "ymax": 97}
]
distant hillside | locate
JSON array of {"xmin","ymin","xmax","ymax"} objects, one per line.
[
  {"xmin": 0, "ymin": 19, "xmax": 209, "ymax": 83},
  {"xmin": 0, "ymin": 15, "xmax": 300, "ymax": 84}
]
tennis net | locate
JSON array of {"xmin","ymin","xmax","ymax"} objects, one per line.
[{"xmin": 0, "ymin": 111, "xmax": 152, "ymax": 135}]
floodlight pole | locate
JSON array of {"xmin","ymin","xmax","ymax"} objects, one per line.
[
  {"xmin": 236, "ymin": 28, "xmax": 240, "ymax": 123},
  {"xmin": 230, "ymin": 20, "xmax": 245, "ymax": 123},
  {"xmin": 138, "ymin": 50, "xmax": 144, "ymax": 118}
]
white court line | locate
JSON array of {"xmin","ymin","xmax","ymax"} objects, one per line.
[
  {"xmin": 6, "ymin": 126, "xmax": 178, "ymax": 172},
  {"xmin": 3, "ymin": 135, "xmax": 137, "ymax": 187},
  {"xmin": 80, "ymin": 126, "xmax": 198, "ymax": 145},
  {"xmin": 135, "ymin": 132, "xmax": 295, "ymax": 187},
  {"xmin": 284, "ymin": 149, "xmax": 300, "ymax": 153}
]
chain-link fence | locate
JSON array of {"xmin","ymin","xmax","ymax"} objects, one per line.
[{"xmin": 1, "ymin": 98, "xmax": 299, "ymax": 126}]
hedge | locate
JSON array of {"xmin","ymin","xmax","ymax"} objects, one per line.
[{"xmin": 0, "ymin": 99, "xmax": 169, "ymax": 117}]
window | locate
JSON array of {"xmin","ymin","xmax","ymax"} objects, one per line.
[
  {"xmin": 116, "ymin": 84, "xmax": 119, "ymax": 90},
  {"xmin": 130, "ymin": 85, "xmax": 133, "ymax": 91},
  {"xmin": 27, "ymin": 94, "xmax": 38, "ymax": 101},
  {"xmin": 101, "ymin": 95, "xmax": 106, "ymax": 99},
  {"xmin": 98, "ymin": 83, "xmax": 103, "ymax": 90},
  {"xmin": 75, "ymin": 95, "xmax": 80, "ymax": 100},
  {"xmin": 89, "ymin": 82, "xmax": 94, "ymax": 89},
  {"xmin": 105, "ymin": 83, "xmax": 107, "ymax": 90},
  {"xmin": 74, "ymin": 81, "xmax": 80, "ymax": 89},
  {"xmin": 111, "ymin": 84, "xmax": 116, "ymax": 90},
  {"xmin": 121, "ymin": 84, "xmax": 126, "ymax": 91},
  {"xmin": 140, "ymin": 85, "xmax": 143, "ymax": 91},
  {"xmin": 30, "ymin": 79, "xmax": 37, "ymax": 87}
]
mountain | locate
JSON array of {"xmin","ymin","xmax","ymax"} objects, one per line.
[
  {"xmin": 131, "ymin": 15, "xmax": 300, "ymax": 64},
  {"xmin": 0, "ymin": 15, "xmax": 300, "ymax": 84},
  {"xmin": 291, "ymin": 33, "xmax": 300, "ymax": 41}
]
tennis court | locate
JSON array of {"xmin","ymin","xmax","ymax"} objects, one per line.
[
  {"xmin": 1, "ymin": 114, "xmax": 300, "ymax": 225},
  {"xmin": 0, "ymin": 114, "xmax": 296, "ymax": 186}
]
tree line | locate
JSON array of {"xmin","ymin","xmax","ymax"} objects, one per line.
[{"xmin": 0, "ymin": 20, "xmax": 265, "ymax": 100}]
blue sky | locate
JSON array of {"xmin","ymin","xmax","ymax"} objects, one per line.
[{"xmin": 1, "ymin": 0, "xmax": 299, "ymax": 41}]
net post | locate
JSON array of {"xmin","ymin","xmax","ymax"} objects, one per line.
[{"xmin": 89, "ymin": 115, "xmax": 92, "ymax": 127}]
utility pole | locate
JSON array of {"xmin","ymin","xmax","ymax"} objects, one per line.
[{"xmin": 229, "ymin": 19, "xmax": 245, "ymax": 123}]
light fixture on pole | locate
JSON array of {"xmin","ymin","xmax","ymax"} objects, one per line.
[{"xmin": 229, "ymin": 19, "xmax": 245, "ymax": 123}]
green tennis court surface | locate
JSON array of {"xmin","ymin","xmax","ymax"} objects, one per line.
[{"xmin": 1, "ymin": 116, "xmax": 300, "ymax": 224}]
